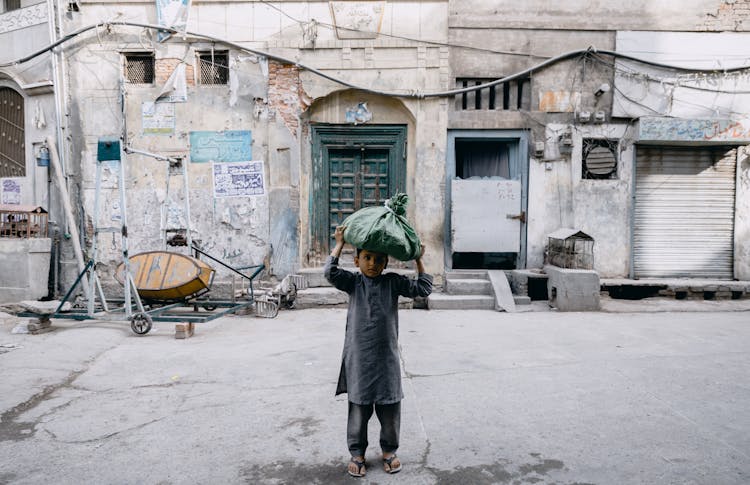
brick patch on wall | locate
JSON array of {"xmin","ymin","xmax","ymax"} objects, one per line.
[
  {"xmin": 268, "ymin": 61, "xmax": 312, "ymax": 137},
  {"xmin": 155, "ymin": 58, "xmax": 195, "ymax": 86},
  {"xmin": 701, "ymin": 0, "xmax": 750, "ymax": 31}
]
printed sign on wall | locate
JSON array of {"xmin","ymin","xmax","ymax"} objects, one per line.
[
  {"xmin": 142, "ymin": 102, "xmax": 175, "ymax": 134},
  {"xmin": 190, "ymin": 130, "xmax": 252, "ymax": 163},
  {"xmin": 212, "ymin": 161, "xmax": 265, "ymax": 198},
  {"xmin": 1, "ymin": 179, "xmax": 21, "ymax": 204}
]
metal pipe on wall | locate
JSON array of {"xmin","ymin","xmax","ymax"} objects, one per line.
[{"xmin": 46, "ymin": 135, "xmax": 90, "ymax": 299}]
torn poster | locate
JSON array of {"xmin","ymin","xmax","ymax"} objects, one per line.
[
  {"xmin": 142, "ymin": 101, "xmax": 175, "ymax": 135},
  {"xmin": 212, "ymin": 161, "xmax": 265, "ymax": 198},
  {"xmin": 345, "ymin": 102, "xmax": 372, "ymax": 124},
  {"xmin": 156, "ymin": 63, "xmax": 187, "ymax": 103},
  {"xmin": 156, "ymin": 0, "xmax": 192, "ymax": 42}
]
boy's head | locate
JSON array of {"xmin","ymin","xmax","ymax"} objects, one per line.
[{"xmin": 354, "ymin": 248, "xmax": 388, "ymax": 278}]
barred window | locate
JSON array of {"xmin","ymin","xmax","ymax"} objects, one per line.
[
  {"xmin": 197, "ymin": 51, "xmax": 229, "ymax": 85},
  {"xmin": 124, "ymin": 52, "xmax": 155, "ymax": 84},
  {"xmin": 455, "ymin": 77, "xmax": 530, "ymax": 111},
  {"xmin": 0, "ymin": 87, "xmax": 25, "ymax": 178},
  {"xmin": 2, "ymin": 0, "xmax": 21, "ymax": 13},
  {"xmin": 582, "ymin": 139, "xmax": 618, "ymax": 180}
]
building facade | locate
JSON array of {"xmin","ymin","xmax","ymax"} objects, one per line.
[{"xmin": 1, "ymin": 0, "xmax": 749, "ymax": 301}]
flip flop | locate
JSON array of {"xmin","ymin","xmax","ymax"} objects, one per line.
[
  {"xmin": 383, "ymin": 454, "xmax": 402, "ymax": 474},
  {"xmin": 348, "ymin": 457, "xmax": 366, "ymax": 478}
]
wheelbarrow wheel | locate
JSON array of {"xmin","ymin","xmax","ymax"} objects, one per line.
[{"xmin": 131, "ymin": 313, "xmax": 153, "ymax": 335}]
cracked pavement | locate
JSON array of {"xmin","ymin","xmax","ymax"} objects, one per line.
[{"xmin": 1, "ymin": 307, "xmax": 749, "ymax": 484}]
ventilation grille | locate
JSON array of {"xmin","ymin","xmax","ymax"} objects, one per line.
[
  {"xmin": 455, "ymin": 77, "xmax": 530, "ymax": 111},
  {"xmin": 582, "ymin": 139, "xmax": 618, "ymax": 179}
]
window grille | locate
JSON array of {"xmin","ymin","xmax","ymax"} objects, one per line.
[
  {"xmin": 198, "ymin": 51, "xmax": 229, "ymax": 85},
  {"xmin": 455, "ymin": 77, "xmax": 530, "ymax": 111},
  {"xmin": 0, "ymin": 87, "xmax": 25, "ymax": 178},
  {"xmin": 124, "ymin": 53, "xmax": 155, "ymax": 84},
  {"xmin": 3, "ymin": 0, "xmax": 21, "ymax": 12},
  {"xmin": 582, "ymin": 139, "xmax": 618, "ymax": 180}
]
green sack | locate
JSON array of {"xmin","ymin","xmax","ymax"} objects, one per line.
[{"xmin": 342, "ymin": 193, "xmax": 422, "ymax": 261}]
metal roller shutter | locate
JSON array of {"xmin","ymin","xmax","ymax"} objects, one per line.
[{"xmin": 633, "ymin": 146, "xmax": 736, "ymax": 279}]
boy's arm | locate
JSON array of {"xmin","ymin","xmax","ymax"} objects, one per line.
[
  {"xmin": 396, "ymin": 244, "xmax": 433, "ymax": 298},
  {"xmin": 324, "ymin": 225, "xmax": 356, "ymax": 293}
]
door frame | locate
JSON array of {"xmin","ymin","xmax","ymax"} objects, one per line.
[
  {"xmin": 311, "ymin": 124, "xmax": 407, "ymax": 258},
  {"xmin": 445, "ymin": 129, "xmax": 529, "ymax": 270}
]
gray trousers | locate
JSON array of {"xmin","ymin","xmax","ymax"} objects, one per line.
[{"xmin": 347, "ymin": 401, "xmax": 401, "ymax": 457}]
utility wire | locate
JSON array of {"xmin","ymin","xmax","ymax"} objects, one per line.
[{"xmin": 4, "ymin": 21, "xmax": 750, "ymax": 100}]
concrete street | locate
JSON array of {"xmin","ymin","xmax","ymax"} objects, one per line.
[{"xmin": 1, "ymin": 302, "xmax": 749, "ymax": 484}]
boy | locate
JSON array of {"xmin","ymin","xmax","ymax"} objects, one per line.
[{"xmin": 324, "ymin": 225, "xmax": 433, "ymax": 478}]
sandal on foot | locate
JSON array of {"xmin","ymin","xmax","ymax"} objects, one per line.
[
  {"xmin": 348, "ymin": 457, "xmax": 366, "ymax": 478},
  {"xmin": 383, "ymin": 455, "xmax": 402, "ymax": 474}
]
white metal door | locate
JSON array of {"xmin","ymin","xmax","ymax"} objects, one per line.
[
  {"xmin": 633, "ymin": 146, "xmax": 736, "ymax": 278},
  {"xmin": 451, "ymin": 179, "xmax": 522, "ymax": 252}
]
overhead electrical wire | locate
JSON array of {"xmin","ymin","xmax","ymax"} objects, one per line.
[{"xmin": 3, "ymin": 20, "xmax": 750, "ymax": 100}]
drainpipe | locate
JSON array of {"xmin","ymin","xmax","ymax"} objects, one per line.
[{"xmin": 46, "ymin": 0, "xmax": 70, "ymax": 226}]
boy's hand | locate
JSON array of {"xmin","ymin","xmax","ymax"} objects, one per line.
[
  {"xmin": 416, "ymin": 243, "xmax": 426, "ymax": 273},
  {"xmin": 334, "ymin": 225, "xmax": 346, "ymax": 245},
  {"xmin": 330, "ymin": 225, "xmax": 346, "ymax": 257}
]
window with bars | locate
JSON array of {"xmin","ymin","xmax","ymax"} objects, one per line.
[
  {"xmin": 197, "ymin": 51, "xmax": 229, "ymax": 85},
  {"xmin": 2, "ymin": 0, "xmax": 21, "ymax": 13},
  {"xmin": 124, "ymin": 52, "xmax": 155, "ymax": 84},
  {"xmin": 455, "ymin": 77, "xmax": 530, "ymax": 111},
  {"xmin": 582, "ymin": 139, "xmax": 618, "ymax": 179},
  {"xmin": 0, "ymin": 87, "xmax": 25, "ymax": 178}
]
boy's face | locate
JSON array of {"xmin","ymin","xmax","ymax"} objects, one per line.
[{"xmin": 355, "ymin": 249, "xmax": 388, "ymax": 278}]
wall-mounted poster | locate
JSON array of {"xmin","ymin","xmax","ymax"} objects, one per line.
[
  {"xmin": 212, "ymin": 161, "xmax": 265, "ymax": 198},
  {"xmin": 190, "ymin": 130, "xmax": 252, "ymax": 163},
  {"xmin": 142, "ymin": 102, "xmax": 175, "ymax": 134},
  {"xmin": 1, "ymin": 179, "xmax": 21, "ymax": 204}
]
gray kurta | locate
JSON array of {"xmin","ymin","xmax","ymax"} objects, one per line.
[{"xmin": 324, "ymin": 255, "xmax": 433, "ymax": 405}]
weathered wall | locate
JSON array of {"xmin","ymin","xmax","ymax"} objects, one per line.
[
  {"xmin": 448, "ymin": 0, "xmax": 750, "ymax": 278},
  {"xmin": 449, "ymin": 0, "xmax": 744, "ymax": 31},
  {"xmin": 53, "ymin": 0, "xmax": 448, "ymax": 295},
  {"xmin": 734, "ymin": 146, "xmax": 750, "ymax": 279}
]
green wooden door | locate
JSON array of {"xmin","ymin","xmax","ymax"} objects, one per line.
[
  {"xmin": 329, "ymin": 148, "xmax": 390, "ymax": 248},
  {"xmin": 311, "ymin": 125, "xmax": 407, "ymax": 260}
]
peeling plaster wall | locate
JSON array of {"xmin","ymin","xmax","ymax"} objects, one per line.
[
  {"xmin": 57, "ymin": 0, "xmax": 447, "ymax": 295},
  {"xmin": 735, "ymin": 146, "xmax": 750, "ymax": 279},
  {"xmin": 526, "ymin": 123, "xmax": 634, "ymax": 277}
]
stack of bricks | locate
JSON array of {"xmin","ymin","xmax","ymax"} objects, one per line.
[
  {"xmin": 155, "ymin": 58, "xmax": 196, "ymax": 86},
  {"xmin": 174, "ymin": 322, "xmax": 194, "ymax": 339},
  {"xmin": 700, "ymin": 0, "xmax": 750, "ymax": 31}
]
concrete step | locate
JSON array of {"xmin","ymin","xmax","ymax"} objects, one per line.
[
  {"xmin": 294, "ymin": 287, "xmax": 414, "ymax": 309},
  {"xmin": 445, "ymin": 271, "xmax": 488, "ymax": 280},
  {"xmin": 427, "ymin": 293, "xmax": 496, "ymax": 310},
  {"xmin": 297, "ymin": 267, "xmax": 418, "ymax": 288},
  {"xmin": 514, "ymin": 295, "xmax": 531, "ymax": 305},
  {"xmin": 445, "ymin": 278, "xmax": 493, "ymax": 295}
]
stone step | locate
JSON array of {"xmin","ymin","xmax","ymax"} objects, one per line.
[
  {"xmin": 296, "ymin": 267, "xmax": 418, "ymax": 288},
  {"xmin": 427, "ymin": 294, "xmax": 496, "ymax": 310},
  {"xmin": 445, "ymin": 278, "xmax": 493, "ymax": 295},
  {"xmin": 514, "ymin": 295, "xmax": 531, "ymax": 305},
  {"xmin": 293, "ymin": 287, "xmax": 414, "ymax": 309},
  {"xmin": 445, "ymin": 271, "xmax": 488, "ymax": 280}
]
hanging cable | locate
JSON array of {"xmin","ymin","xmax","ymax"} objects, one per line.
[{"xmin": 4, "ymin": 21, "xmax": 750, "ymax": 100}]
